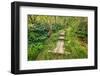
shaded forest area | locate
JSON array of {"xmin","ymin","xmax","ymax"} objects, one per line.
[{"xmin": 28, "ymin": 15, "xmax": 88, "ymax": 61}]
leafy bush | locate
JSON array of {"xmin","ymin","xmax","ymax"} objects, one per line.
[
  {"xmin": 52, "ymin": 23, "xmax": 65, "ymax": 33},
  {"xmin": 76, "ymin": 21, "xmax": 87, "ymax": 39},
  {"xmin": 28, "ymin": 23, "xmax": 48, "ymax": 44},
  {"xmin": 28, "ymin": 23, "xmax": 49, "ymax": 60},
  {"xmin": 28, "ymin": 43, "xmax": 44, "ymax": 60}
]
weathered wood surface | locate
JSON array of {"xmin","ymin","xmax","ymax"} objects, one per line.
[{"xmin": 49, "ymin": 31, "xmax": 65, "ymax": 54}]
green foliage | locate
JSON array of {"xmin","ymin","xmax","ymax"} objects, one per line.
[
  {"xmin": 28, "ymin": 43, "xmax": 44, "ymax": 60},
  {"xmin": 52, "ymin": 23, "xmax": 64, "ymax": 32},
  {"xmin": 28, "ymin": 23, "xmax": 49, "ymax": 60},
  {"xmin": 64, "ymin": 17, "xmax": 88, "ymax": 59},
  {"xmin": 28, "ymin": 15, "xmax": 88, "ymax": 60},
  {"xmin": 76, "ymin": 21, "xmax": 88, "ymax": 39},
  {"xmin": 28, "ymin": 24, "xmax": 48, "ymax": 43}
]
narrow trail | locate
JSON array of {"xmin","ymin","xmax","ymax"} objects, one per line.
[
  {"xmin": 36, "ymin": 31, "xmax": 71, "ymax": 60},
  {"xmin": 49, "ymin": 31, "xmax": 65, "ymax": 54}
]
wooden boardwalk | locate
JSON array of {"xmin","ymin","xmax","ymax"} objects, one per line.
[{"xmin": 49, "ymin": 31, "xmax": 65, "ymax": 54}]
